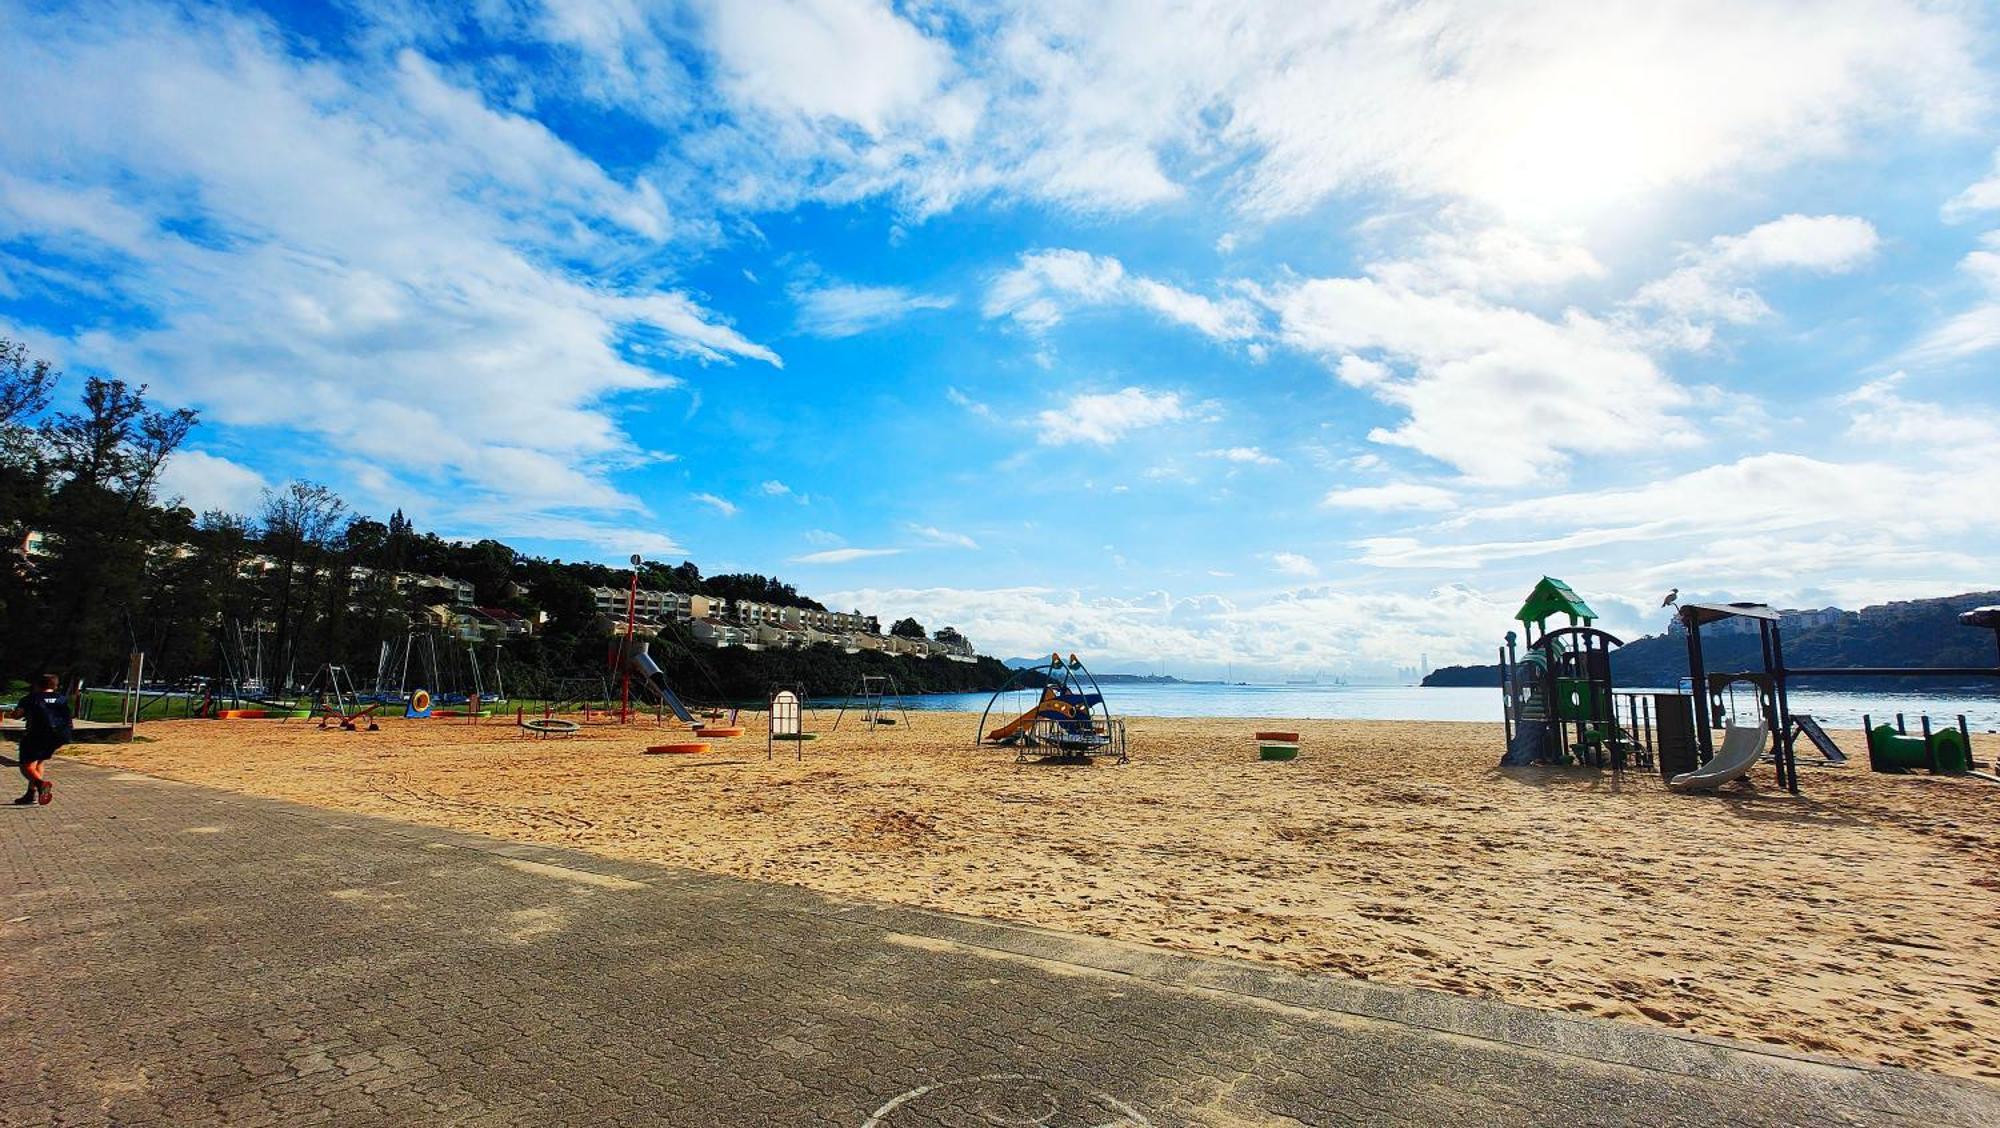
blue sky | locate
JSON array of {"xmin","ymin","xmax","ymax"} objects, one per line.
[{"xmin": 4, "ymin": 0, "xmax": 2000, "ymax": 676}]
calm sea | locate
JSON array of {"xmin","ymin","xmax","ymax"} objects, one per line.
[{"xmin": 863, "ymin": 681, "xmax": 2000, "ymax": 730}]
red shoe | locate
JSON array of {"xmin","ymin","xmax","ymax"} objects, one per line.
[{"xmin": 36, "ymin": 781, "xmax": 51, "ymax": 805}]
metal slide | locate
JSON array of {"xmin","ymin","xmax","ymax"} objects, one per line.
[{"xmin": 624, "ymin": 645, "xmax": 695, "ymax": 724}]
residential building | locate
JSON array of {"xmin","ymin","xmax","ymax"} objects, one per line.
[
  {"xmin": 411, "ymin": 574, "xmax": 476, "ymax": 607},
  {"xmin": 692, "ymin": 619, "xmax": 752, "ymax": 648},
  {"xmin": 474, "ymin": 607, "xmax": 534, "ymax": 638}
]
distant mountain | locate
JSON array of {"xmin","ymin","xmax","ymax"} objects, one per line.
[
  {"xmin": 998, "ymin": 659, "xmax": 1209, "ymax": 685},
  {"xmin": 1424, "ymin": 590, "xmax": 2000, "ymax": 693}
]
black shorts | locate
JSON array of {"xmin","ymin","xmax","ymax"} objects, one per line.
[{"xmin": 17, "ymin": 745, "xmax": 55, "ymax": 764}]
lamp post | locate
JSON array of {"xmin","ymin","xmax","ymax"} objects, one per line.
[{"xmin": 621, "ymin": 553, "xmax": 641, "ymax": 722}]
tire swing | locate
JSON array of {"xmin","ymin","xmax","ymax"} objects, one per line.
[
  {"xmin": 520, "ymin": 717, "xmax": 580, "ymax": 739},
  {"xmin": 645, "ymin": 741, "xmax": 710, "ymax": 755}
]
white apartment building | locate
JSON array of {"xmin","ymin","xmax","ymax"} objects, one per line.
[
  {"xmin": 589, "ymin": 585, "xmax": 678, "ymax": 620},
  {"xmin": 692, "ymin": 619, "xmax": 752, "ymax": 648}
]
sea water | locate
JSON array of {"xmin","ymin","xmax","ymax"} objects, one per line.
[{"xmin": 878, "ymin": 682, "xmax": 2000, "ymax": 730}]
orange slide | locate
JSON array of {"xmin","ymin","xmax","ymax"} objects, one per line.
[{"xmin": 985, "ymin": 687, "xmax": 1083, "ymax": 742}]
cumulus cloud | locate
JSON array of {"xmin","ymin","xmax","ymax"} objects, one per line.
[
  {"xmin": 1367, "ymin": 225, "xmax": 1607, "ymax": 298},
  {"xmin": 1629, "ymin": 214, "xmax": 1881, "ymax": 332},
  {"xmin": 1035, "ymin": 387, "xmax": 1188, "ymax": 446},
  {"xmin": 156, "ymin": 450, "xmax": 268, "ymax": 515},
  {"xmin": 1264, "ymin": 278, "xmax": 1691, "ymax": 485},
  {"xmin": 701, "ymin": 0, "xmax": 955, "ymax": 137}
]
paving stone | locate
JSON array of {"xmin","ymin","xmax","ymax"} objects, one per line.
[{"xmin": 4, "ymin": 763, "xmax": 1997, "ymax": 1126}]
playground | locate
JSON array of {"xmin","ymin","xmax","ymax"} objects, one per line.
[{"xmin": 68, "ymin": 709, "xmax": 2000, "ymax": 1080}]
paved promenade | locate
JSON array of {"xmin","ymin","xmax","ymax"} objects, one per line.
[{"xmin": 4, "ymin": 764, "xmax": 1996, "ymax": 1126}]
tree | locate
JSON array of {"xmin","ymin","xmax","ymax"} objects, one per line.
[
  {"xmin": 890, "ymin": 616, "xmax": 927, "ymax": 640},
  {"xmin": 0, "ymin": 337, "xmax": 58, "ymax": 430},
  {"xmin": 31, "ymin": 376, "xmax": 197, "ymax": 677},
  {"xmin": 258, "ymin": 481, "xmax": 347, "ymax": 686},
  {"xmin": 0, "ymin": 339, "xmax": 59, "ymax": 673}
]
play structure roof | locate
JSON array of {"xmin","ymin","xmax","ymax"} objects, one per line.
[
  {"xmin": 1515, "ymin": 577, "xmax": 1598, "ymax": 625},
  {"xmin": 1961, "ymin": 606, "xmax": 2000, "ymax": 630},
  {"xmin": 1677, "ymin": 601, "xmax": 1780, "ymax": 627}
]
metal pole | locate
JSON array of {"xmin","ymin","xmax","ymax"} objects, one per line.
[
  {"xmin": 1770, "ymin": 623, "xmax": 1796, "ymax": 793},
  {"xmin": 621, "ymin": 564, "xmax": 638, "ymax": 723},
  {"xmin": 1685, "ymin": 616, "xmax": 1712, "ymax": 762}
]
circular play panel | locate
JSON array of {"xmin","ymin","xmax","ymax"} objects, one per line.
[
  {"xmin": 864, "ymin": 1074, "xmax": 1152, "ymax": 1127},
  {"xmin": 644, "ymin": 742, "xmax": 710, "ymax": 755}
]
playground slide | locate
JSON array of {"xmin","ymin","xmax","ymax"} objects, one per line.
[
  {"xmin": 986, "ymin": 688, "xmax": 1061, "ymax": 742},
  {"xmin": 1668, "ymin": 724, "xmax": 1768, "ymax": 792},
  {"xmin": 1791, "ymin": 714, "xmax": 1848, "ymax": 763},
  {"xmin": 624, "ymin": 646, "xmax": 695, "ymax": 724}
]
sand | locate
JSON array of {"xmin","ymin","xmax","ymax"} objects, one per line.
[{"xmin": 68, "ymin": 711, "xmax": 2000, "ymax": 1079}]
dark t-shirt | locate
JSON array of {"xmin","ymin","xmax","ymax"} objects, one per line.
[{"xmin": 17, "ymin": 691, "xmax": 71, "ymax": 754}]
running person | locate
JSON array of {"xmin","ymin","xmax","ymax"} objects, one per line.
[{"xmin": 7, "ymin": 675, "xmax": 70, "ymax": 805}]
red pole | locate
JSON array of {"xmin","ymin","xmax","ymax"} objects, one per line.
[{"xmin": 620, "ymin": 566, "xmax": 638, "ymax": 723}]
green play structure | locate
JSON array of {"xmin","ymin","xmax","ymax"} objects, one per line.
[
  {"xmin": 1499, "ymin": 577, "xmax": 1658, "ymax": 771},
  {"xmin": 1863, "ymin": 714, "xmax": 1973, "ymax": 774}
]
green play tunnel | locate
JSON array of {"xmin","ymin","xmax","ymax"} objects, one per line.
[{"xmin": 1868, "ymin": 725, "xmax": 1971, "ymax": 773}]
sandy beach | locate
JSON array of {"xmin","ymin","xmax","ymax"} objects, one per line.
[{"xmin": 70, "ymin": 710, "xmax": 2000, "ymax": 1079}]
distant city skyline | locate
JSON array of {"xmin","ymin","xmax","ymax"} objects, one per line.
[{"xmin": 4, "ymin": 1, "xmax": 1998, "ymax": 672}]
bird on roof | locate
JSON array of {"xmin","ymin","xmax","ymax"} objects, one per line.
[{"xmin": 1661, "ymin": 588, "xmax": 1679, "ymax": 607}]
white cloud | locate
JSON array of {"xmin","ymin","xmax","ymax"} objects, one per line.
[
  {"xmin": 1909, "ymin": 230, "xmax": 2000, "ymax": 361},
  {"xmin": 946, "ymin": 385, "xmax": 997, "ymax": 420},
  {"xmin": 816, "ymin": 582, "xmax": 1522, "ymax": 672},
  {"xmin": 1630, "ymin": 214, "xmax": 1881, "ymax": 329},
  {"xmin": 700, "ymin": 0, "xmax": 953, "ymax": 137},
  {"xmin": 792, "ymin": 281, "xmax": 954, "ymax": 337},
  {"xmin": 0, "ymin": 3, "xmax": 778, "ymax": 535},
  {"xmin": 1036, "ymin": 387, "xmax": 1188, "ymax": 446},
  {"xmin": 1943, "ymin": 149, "xmax": 2000, "ymax": 222},
  {"xmin": 1322, "ymin": 483, "xmax": 1459, "ymax": 512},
  {"xmin": 759, "ymin": 479, "xmax": 810, "ymax": 503},
  {"xmin": 1201, "ymin": 447, "xmax": 1279, "ymax": 466},
  {"xmin": 156, "ymin": 450, "xmax": 268, "ymax": 515},
  {"xmin": 1268, "ymin": 552, "xmax": 1319, "ymax": 578},
  {"xmin": 691, "ymin": 492, "xmax": 739, "ymax": 517},
  {"xmin": 908, "ymin": 524, "xmax": 979, "ymax": 549},
  {"xmin": 985, "ymin": 249, "xmax": 1259, "ymax": 341},
  {"xmin": 432, "ymin": 0, "xmax": 1982, "ymax": 231},
  {"xmin": 1265, "ymin": 277, "xmax": 1690, "ymax": 484},
  {"xmin": 790, "ymin": 546, "xmax": 903, "ymax": 564},
  {"xmin": 1368, "ymin": 225, "xmax": 1606, "ymax": 298}
]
